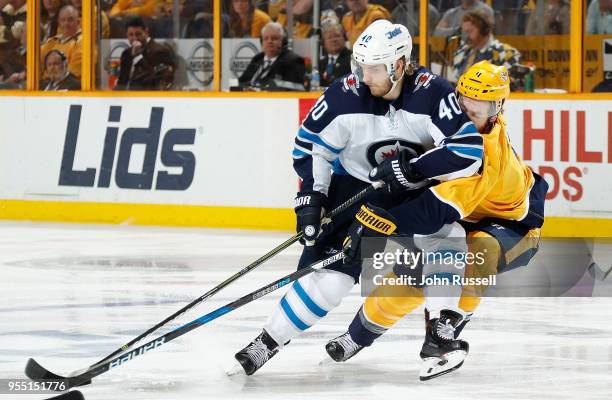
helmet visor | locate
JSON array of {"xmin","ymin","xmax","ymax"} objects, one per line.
[
  {"xmin": 457, "ymin": 94, "xmax": 498, "ymax": 120},
  {"xmin": 351, "ymin": 58, "xmax": 389, "ymax": 83}
]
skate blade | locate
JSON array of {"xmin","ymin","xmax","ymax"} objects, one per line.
[
  {"xmin": 419, "ymin": 350, "xmax": 467, "ymax": 381},
  {"xmin": 225, "ymin": 362, "xmax": 246, "ymax": 377}
]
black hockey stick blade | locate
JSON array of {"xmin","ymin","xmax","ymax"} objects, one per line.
[
  {"xmin": 25, "ymin": 358, "xmax": 91, "ymax": 390},
  {"xmin": 44, "ymin": 390, "xmax": 85, "ymax": 400},
  {"xmin": 25, "ymin": 358, "xmax": 67, "ymax": 381}
]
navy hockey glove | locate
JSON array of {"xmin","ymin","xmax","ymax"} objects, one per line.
[
  {"xmin": 342, "ymin": 204, "xmax": 397, "ymax": 264},
  {"xmin": 295, "ymin": 191, "xmax": 331, "ymax": 246},
  {"xmin": 369, "ymin": 148, "xmax": 426, "ymax": 194}
]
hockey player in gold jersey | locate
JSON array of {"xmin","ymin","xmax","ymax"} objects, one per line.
[{"xmin": 326, "ymin": 61, "xmax": 549, "ymax": 380}]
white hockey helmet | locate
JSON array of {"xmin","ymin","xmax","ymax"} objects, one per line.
[{"xmin": 351, "ymin": 20, "xmax": 412, "ymax": 88}]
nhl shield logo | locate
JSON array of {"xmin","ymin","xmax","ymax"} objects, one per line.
[{"xmin": 342, "ymin": 74, "xmax": 360, "ymax": 96}]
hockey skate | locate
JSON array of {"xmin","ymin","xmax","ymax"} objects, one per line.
[
  {"xmin": 325, "ymin": 332, "xmax": 364, "ymax": 362},
  {"xmin": 419, "ymin": 309, "xmax": 469, "ymax": 381},
  {"xmin": 233, "ymin": 330, "xmax": 281, "ymax": 376}
]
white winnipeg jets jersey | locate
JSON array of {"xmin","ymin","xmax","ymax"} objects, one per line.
[{"xmin": 293, "ymin": 68, "xmax": 483, "ymax": 195}]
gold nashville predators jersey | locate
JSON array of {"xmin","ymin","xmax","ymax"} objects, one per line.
[{"xmin": 431, "ymin": 114, "xmax": 540, "ymax": 225}]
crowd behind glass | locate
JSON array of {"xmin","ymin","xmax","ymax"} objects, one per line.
[{"xmin": 0, "ymin": 0, "xmax": 610, "ymax": 92}]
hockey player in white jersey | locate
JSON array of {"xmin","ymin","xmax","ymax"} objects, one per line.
[{"xmin": 233, "ymin": 20, "xmax": 483, "ymax": 375}]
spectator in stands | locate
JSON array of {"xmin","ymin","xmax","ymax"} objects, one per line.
[
  {"xmin": 184, "ymin": 0, "xmax": 229, "ymax": 38},
  {"xmin": 228, "ymin": 0, "xmax": 271, "ymax": 38},
  {"xmin": 277, "ymin": 0, "xmax": 314, "ymax": 38},
  {"xmin": 40, "ymin": 49, "xmax": 81, "ymax": 90},
  {"xmin": 0, "ymin": 23, "xmax": 26, "ymax": 89},
  {"xmin": 238, "ymin": 21, "xmax": 305, "ymax": 90},
  {"xmin": 342, "ymin": 0, "xmax": 391, "ymax": 46},
  {"xmin": 41, "ymin": 4, "xmax": 82, "ymax": 78},
  {"xmin": 152, "ymin": 0, "xmax": 184, "ymax": 38},
  {"xmin": 434, "ymin": 0, "xmax": 493, "ymax": 37},
  {"xmin": 42, "ymin": 0, "xmax": 64, "ymax": 43},
  {"xmin": 73, "ymin": 0, "xmax": 111, "ymax": 37},
  {"xmin": 0, "ymin": 0, "xmax": 26, "ymax": 32},
  {"xmin": 115, "ymin": 16, "xmax": 176, "ymax": 90},
  {"xmin": 392, "ymin": 0, "xmax": 440, "ymax": 36},
  {"xmin": 587, "ymin": 0, "xmax": 612, "ymax": 34},
  {"xmin": 451, "ymin": 10, "xmax": 520, "ymax": 83},
  {"xmin": 525, "ymin": 0, "xmax": 569, "ymax": 35},
  {"xmin": 69, "ymin": 0, "xmax": 111, "ymax": 38},
  {"xmin": 319, "ymin": 22, "xmax": 351, "ymax": 87},
  {"xmin": 266, "ymin": 0, "xmax": 285, "ymax": 20},
  {"xmin": 110, "ymin": 0, "xmax": 162, "ymax": 17}
]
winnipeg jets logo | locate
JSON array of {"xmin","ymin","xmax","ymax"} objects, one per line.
[
  {"xmin": 342, "ymin": 74, "xmax": 360, "ymax": 96},
  {"xmin": 366, "ymin": 139, "xmax": 424, "ymax": 167},
  {"xmin": 413, "ymin": 72, "xmax": 435, "ymax": 93}
]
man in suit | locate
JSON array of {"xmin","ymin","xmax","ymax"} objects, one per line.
[
  {"xmin": 318, "ymin": 23, "xmax": 351, "ymax": 87},
  {"xmin": 238, "ymin": 22, "xmax": 305, "ymax": 91},
  {"xmin": 40, "ymin": 49, "xmax": 81, "ymax": 90},
  {"xmin": 40, "ymin": 4, "xmax": 82, "ymax": 78},
  {"xmin": 115, "ymin": 16, "xmax": 176, "ymax": 91}
]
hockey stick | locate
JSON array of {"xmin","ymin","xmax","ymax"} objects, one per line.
[
  {"xmin": 65, "ymin": 181, "xmax": 381, "ymax": 370},
  {"xmin": 25, "ymin": 251, "xmax": 345, "ymax": 390}
]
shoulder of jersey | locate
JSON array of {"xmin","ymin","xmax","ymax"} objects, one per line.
[
  {"xmin": 405, "ymin": 66, "xmax": 455, "ymax": 96},
  {"xmin": 319, "ymin": 73, "xmax": 379, "ymax": 116},
  {"xmin": 400, "ymin": 66, "xmax": 456, "ymax": 114}
]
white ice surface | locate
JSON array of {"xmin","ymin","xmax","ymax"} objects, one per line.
[{"xmin": 0, "ymin": 222, "xmax": 611, "ymax": 400}]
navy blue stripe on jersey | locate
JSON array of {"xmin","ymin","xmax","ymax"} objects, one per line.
[
  {"xmin": 293, "ymin": 156, "xmax": 315, "ymax": 191},
  {"xmin": 293, "ymin": 137, "xmax": 313, "ymax": 159},
  {"xmin": 295, "ymin": 137, "xmax": 313, "ymax": 151},
  {"xmin": 297, "ymin": 127, "xmax": 344, "ymax": 154},
  {"xmin": 389, "ymin": 189, "xmax": 462, "ymax": 235}
]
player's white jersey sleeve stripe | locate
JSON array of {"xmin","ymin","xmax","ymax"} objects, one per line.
[
  {"xmin": 429, "ymin": 159, "xmax": 481, "ymax": 181},
  {"xmin": 446, "ymin": 145, "xmax": 484, "ymax": 159},
  {"xmin": 292, "ymin": 148, "xmax": 309, "ymax": 159},
  {"xmin": 430, "ymin": 187, "xmax": 465, "ymax": 219},
  {"xmin": 455, "ymin": 121, "xmax": 479, "ymax": 136},
  {"xmin": 448, "ymin": 132, "xmax": 482, "ymax": 140},
  {"xmin": 428, "ymin": 122, "xmax": 447, "ymax": 145}
]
